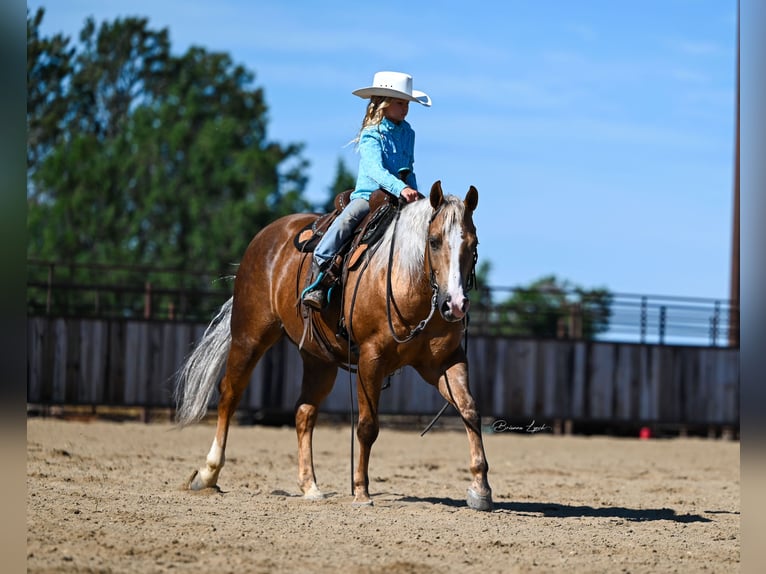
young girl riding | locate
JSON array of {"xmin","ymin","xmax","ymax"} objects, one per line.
[{"xmin": 302, "ymin": 70, "xmax": 431, "ymax": 309}]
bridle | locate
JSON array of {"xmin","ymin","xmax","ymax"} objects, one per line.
[
  {"xmin": 383, "ymin": 205, "xmax": 439, "ymax": 344},
  {"xmin": 384, "ymin": 200, "xmax": 477, "ymax": 344}
]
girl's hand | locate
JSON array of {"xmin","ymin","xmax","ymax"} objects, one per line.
[{"xmin": 400, "ymin": 187, "xmax": 419, "ymax": 203}]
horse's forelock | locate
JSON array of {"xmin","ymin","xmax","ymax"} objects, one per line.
[{"xmin": 372, "ymin": 195, "xmax": 466, "ymax": 285}]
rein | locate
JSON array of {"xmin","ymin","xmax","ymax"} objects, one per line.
[{"xmin": 384, "ymin": 205, "xmax": 440, "ymax": 344}]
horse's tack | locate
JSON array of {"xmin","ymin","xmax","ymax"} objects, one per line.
[
  {"xmin": 295, "ymin": 189, "xmax": 400, "ymax": 359},
  {"xmin": 297, "ymin": 185, "xmax": 477, "ymax": 353},
  {"xmin": 294, "ymin": 188, "xmax": 399, "ymax": 316},
  {"xmin": 382, "ymin": 207, "xmax": 440, "ymax": 344},
  {"xmin": 292, "ymin": 189, "xmax": 399, "ymax": 263}
]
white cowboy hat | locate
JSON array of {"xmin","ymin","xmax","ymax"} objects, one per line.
[{"xmin": 352, "ymin": 71, "xmax": 432, "ymax": 107}]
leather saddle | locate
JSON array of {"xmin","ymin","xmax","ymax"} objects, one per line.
[{"xmin": 293, "ymin": 189, "xmax": 400, "ymax": 275}]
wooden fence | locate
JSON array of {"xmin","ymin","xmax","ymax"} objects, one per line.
[{"xmin": 27, "ymin": 316, "xmax": 739, "ymax": 429}]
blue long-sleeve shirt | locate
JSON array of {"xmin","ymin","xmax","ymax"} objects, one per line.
[{"xmin": 351, "ymin": 117, "xmax": 417, "ymax": 201}]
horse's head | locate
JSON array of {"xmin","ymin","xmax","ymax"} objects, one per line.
[{"xmin": 426, "ymin": 181, "xmax": 479, "ymax": 322}]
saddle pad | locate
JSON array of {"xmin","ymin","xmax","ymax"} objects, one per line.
[{"xmin": 293, "ymin": 217, "xmax": 328, "ymax": 252}]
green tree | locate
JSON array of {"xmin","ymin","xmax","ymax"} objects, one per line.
[
  {"xmin": 27, "ymin": 9, "xmax": 311, "ymax": 316},
  {"xmin": 27, "ymin": 10, "xmax": 310, "ymax": 288},
  {"xmin": 26, "ymin": 8, "xmax": 75, "ymax": 175},
  {"xmin": 319, "ymin": 157, "xmax": 356, "ymax": 213},
  {"xmin": 495, "ymin": 275, "xmax": 612, "ymax": 339}
]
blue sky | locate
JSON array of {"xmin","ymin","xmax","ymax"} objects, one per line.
[{"xmin": 29, "ymin": 0, "xmax": 737, "ymax": 299}]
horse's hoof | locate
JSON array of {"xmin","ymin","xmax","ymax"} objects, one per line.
[
  {"xmin": 187, "ymin": 470, "xmax": 213, "ymax": 491},
  {"xmin": 466, "ymin": 488, "xmax": 493, "ymax": 512},
  {"xmin": 351, "ymin": 499, "xmax": 374, "ymax": 508},
  {"xmin": 303, "ymin": 485, "xmax": 325, "ymax": 501}
]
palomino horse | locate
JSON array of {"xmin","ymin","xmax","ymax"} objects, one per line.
[{"xmin": 174, "ymin": 181, "xmax": 493, "ymax": 511}]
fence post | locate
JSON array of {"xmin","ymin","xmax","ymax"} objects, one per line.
[
  {"xmin": 728, "ymin": 301, "xmax": 739, "ymax": 347},
  {"xmin": 144, "ymin": 282, "xmax": 152, "ymax": 319},
  {"xmin": 728, "ymin": 300, "xmax": 739, "ymax": 347},
  {"xmin": 570, "ymin": 302, "xmax": 582, "ymax": 339},
  {"xmin": 640, "ymin": 296, "xmax": 647, "ymax": 343},
  {"xmin": 659, "ymin": 305, "xmax": 666, "ymax": 345},
  {"xmin": 46, "ymin": 263, "xmax": 54, "ymax": 315},
  {"xmin": 709, "ymin": 301, "xmax": 720, "ymax": 347}
]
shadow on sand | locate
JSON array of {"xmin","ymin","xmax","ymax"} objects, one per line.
[{"xmin": 397, "ymin": 496, "xmax": 714, "ymax": 523}]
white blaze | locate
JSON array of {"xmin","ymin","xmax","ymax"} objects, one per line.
[{"xmin": 446, "ymin": 225, "xmax": 468, "ymax": 318}]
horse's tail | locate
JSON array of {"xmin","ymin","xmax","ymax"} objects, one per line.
[{"xmin": 174, "ymin": 297, "xmax": 233, "ymax": 426}]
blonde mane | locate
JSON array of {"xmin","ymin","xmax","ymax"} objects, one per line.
[{"xmin": 370, "ymin": 195, "xmax": 466, "ymax": 285}]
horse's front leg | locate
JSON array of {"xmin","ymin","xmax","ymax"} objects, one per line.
[
  {"xmin": 417, "ymin": 348, "xmax": 493, "ymax": 511},
  {"xmin": 352, "ymin": 355, "xmax": 385, "ymax": 506}
]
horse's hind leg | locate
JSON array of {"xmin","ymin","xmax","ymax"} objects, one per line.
[
  {"xmin": 416, "ymin": 349, "xmax": 493, "ymax": 511},
  {"xmin": 294, "ymin": 353, "xmax": 338, "ymax": 499},
  {"xmin": 188, "ymin": 329, "xmax": 279, "ymax": 490}
]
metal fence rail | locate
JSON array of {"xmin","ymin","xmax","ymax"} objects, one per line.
[
  {"xmin": 598, "ymin": 293, "xmax": 737, "ymax": 347},
  {"xmin": 27, "ymin": 260, "xmax": 739, "ymax": 347}
]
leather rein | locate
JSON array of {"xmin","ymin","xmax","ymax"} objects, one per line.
[
  {"xmin": 345, "ymin": 197, "xmax": 478, "ymax": 349},
  {"xmin": 383, "ymin": 203, "xmax": 440, "ymax": 343},
  {"xmin": 384, "ymin": 201, "xmax": 477, "ymax": 344}
]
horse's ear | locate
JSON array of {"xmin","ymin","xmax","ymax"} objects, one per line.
[
  {"xmin": 464, "ymin": 186, "xmax": 479, "ymax": 212},
  {"xmin": 429, "ymin": 180, "xmax": 444, "ymax": 210}
]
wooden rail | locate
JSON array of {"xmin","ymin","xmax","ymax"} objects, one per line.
[{"xmin": 27, "ymin": 316, "xmax": 739, "ymax": 431}]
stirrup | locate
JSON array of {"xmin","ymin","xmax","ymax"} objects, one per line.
[
  {"xmin": 301, "ymin": 269, "xmax": 325, "ymax": 299},
  {"xmin": 302, "ymin": 286, "xmax": 327, "ymax": 309},
  {"xmin": 301, "ymin": 265, "xmax": 328, "ymax": 309}
]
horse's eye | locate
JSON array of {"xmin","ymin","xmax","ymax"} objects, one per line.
[{"xmin": 428, "ymin": 236, "xmax": 441, "ymax": 250}]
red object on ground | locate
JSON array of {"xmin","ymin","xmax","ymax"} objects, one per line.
[{"xmin": 639, "ymin": 427, "xmax": 652, "ymax": 440}]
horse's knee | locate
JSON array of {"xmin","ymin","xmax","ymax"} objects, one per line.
[
  {"xmin": 356, "ymin": 417, "xmax": 379, "ymax": 446},
  {"xmin": 459, "ymin": 405, "xmax": 480, "ymax": 428},
  {"xmin": 295, "ymin": 402, "xmax": 317, "ymax": 427}
]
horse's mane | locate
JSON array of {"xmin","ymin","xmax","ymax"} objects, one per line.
[{"xmin": 371, "ymin": 194, "xmax": 465, "ymax": 286}]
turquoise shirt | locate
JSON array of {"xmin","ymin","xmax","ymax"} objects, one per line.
[{"xmin": 351, "ymin": 117, "xmax": 417, "ymax": 201}]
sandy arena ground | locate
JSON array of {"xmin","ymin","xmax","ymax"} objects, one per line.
[{"xmin": 27, "ymin": 418, "xmax": 739, "ymax": 573}]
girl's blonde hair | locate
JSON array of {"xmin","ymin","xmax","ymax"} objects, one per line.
[{"xmin": 353, "ymin": 96, "xmax": 391, "ymax": 144}]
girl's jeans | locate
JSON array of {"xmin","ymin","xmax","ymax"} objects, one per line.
[{"xmin": 313, "ymin": 197, "xmax": 370, "ymax": 268}]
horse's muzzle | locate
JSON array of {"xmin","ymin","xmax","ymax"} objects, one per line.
[{"xmin": 440, "ymin": 294, "xmax": 470, "ymax": 322}]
